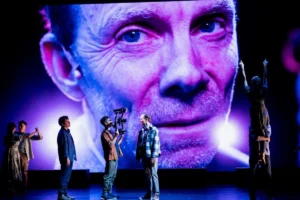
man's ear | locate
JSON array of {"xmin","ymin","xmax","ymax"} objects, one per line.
[{"xmin": 39, "ymin": 32, "xmax": 84, "ymax": 102}]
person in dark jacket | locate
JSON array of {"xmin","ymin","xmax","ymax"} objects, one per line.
[{"xmin": 57, "ymin": 116, "xmax": 77, "ymax": 200}]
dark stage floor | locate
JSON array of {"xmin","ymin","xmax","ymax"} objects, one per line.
[{"xmin": 1, "ymin": 184, "xmax": 300, "ymax": 200}]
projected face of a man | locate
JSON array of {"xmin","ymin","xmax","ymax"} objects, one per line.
[{"xmin": 40, "ymin": 0, "xmax": 238, "ymax": 168}]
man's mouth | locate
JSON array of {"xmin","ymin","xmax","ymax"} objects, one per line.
[
  {"xmin": 155, "ymin": 115, "xmax": 211, "ymax": 128},
  {"xmin": 151, "ymin": 115, "xmax": 221, "ymax": 152}
]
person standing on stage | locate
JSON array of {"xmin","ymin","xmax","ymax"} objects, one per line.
[
  {"xmin": 136, "ymin": 114, "xmax": 161, "ymax": 200},
  {"xmin": 239, "ymin": 60, "xmax": 274, "ymax": 200},
  {"xmin": 14, "ymin": 120, "xmax": 43, "ymax": 193},
  {"xmin": 100, "ymin": 116, "xmax": 124, "ymax": 200},
  {"xmin": 57, "ymin": 116, "xmax": 76, "ymax": 200}
]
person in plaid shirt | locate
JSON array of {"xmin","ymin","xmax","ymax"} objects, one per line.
[{"xmin": 136, "ymin": 114, "xmax": 161, "ymax": 200}]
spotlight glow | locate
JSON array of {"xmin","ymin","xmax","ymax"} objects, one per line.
[
  {"xmin": 217, "ymin": 121, "xmax": 237, "ymax": 147},
  {"xmin": 215, "ymin": 120, "xmax": 249, "ymax": 165},
  {"xmin": 219, "ymin": 145, "xmax": 249, "ymax": 165}
]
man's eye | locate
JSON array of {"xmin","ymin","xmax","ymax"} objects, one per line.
[
  {"xmin": 199, "ymin": 20, "xmax": 224, "ymax": 33},
  {"xmin": 121, "ymin": 31, "xmax": 141, "ymax": 43}
]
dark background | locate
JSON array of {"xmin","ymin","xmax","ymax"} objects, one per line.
[{"xmin": 0, "ymin": 0, "xmax": 299, "ymax": 171}]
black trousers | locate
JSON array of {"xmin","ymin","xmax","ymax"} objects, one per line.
[
  {"xmin": 249, "ymin": 155, "xmax": 273, "ymax": 200},
  {"xmin": 58, "ymin": 161, "xmax": 73, "ymax": 195}
]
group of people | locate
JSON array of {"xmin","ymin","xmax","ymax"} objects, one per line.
[
  {"xmin": 1, "ymin": 120, "xmax": 43, "ymax": 195},
  {"xmin": 100, "ymin": 114, "xmax": 161, "ymax": 200},
  {"xmin": 1, "ymin": 0, "xmax": 275, "ymax": 199},
  {"xmin": 56, "ymin": 57, "xmax": 274, "ymax": 200},
  {"xmin": 1, "ymin": 59, "xmax": 273, "ymax": 200},
  {"xmin": 56, "ymin": 114, "xmax": 161, "ymax": 200},
  {"xmin": 97, "ymin": 57, "xmax": 273, "ymax": 200}
]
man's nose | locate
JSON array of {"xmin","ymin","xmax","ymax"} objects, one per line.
[{"xmin": 159, "ymin": 37, "xmax": 210, "ymax": 100}]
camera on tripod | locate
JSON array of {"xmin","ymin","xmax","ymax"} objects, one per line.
[{"xmin": 113, "ymin": 107, "xmax": 127, "ymax": 135}]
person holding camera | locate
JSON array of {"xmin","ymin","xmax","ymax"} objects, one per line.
[
  {"xmin": 136, "ymin": 114, "xmax": 161, "ymax": 200},
  {"xmin": 100, "ymin": 116, "xmax": 124, "ymax": 200}
]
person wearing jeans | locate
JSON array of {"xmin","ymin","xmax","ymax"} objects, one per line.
[
  {"xmin": 136, "ymin": 114, "xmax": 161, "ymax": 200},
  {"xmin": 57, "ymin": 116, "xmax": 76, "ymax": 200},
  {"xmin": 100, "ymin": 116, "xmax": 124, "ymax": 200}
]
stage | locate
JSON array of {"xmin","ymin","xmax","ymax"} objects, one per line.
[
  {"xmin": 1, "ymin": 184, "xmax": 300, "ymax": 200},
  {"xmin": 1, "ymin": 168, "xmax": 300, "ymax": 199}
]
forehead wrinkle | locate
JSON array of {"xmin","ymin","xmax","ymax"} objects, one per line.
[
  {"xmin": 103, "ymin": 7, "xmax": 161, "ymax": 29},
  {"xmin": 78, "ymin": 4, "xmax": 104, "ymax": 39},
  {"xmin": 195, "ymin": 0, "xmax": 235, "ymax": 17},
  {"xmin": 76, "ymin": 0, "xmax": 236, "ymax": 43},
  {"xmin": 79, "ymin": 4, "xmax": 162, "ymax": 37}
]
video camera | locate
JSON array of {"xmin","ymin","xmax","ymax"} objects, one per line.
[{"xmin": 113, "ymin": 107, "xmax": 127, "ymax": 135}]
